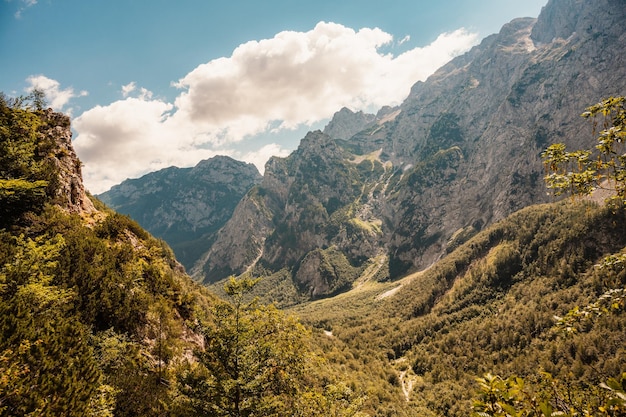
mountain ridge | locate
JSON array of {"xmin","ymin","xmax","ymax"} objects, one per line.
[
  {"xmin": 2, "ymin": 5, "xmax": 626, "ymax": 411},
  {"xmin": 195, "ymin": 0, "xmax": 626, "ymax": 297},
  {"xmin": 98, "ymin": 155, "xmax": 262, "ymax": 270},
  {"xmin": 95, "ymin": 0, "xmax": 626, "ymax": 303}
]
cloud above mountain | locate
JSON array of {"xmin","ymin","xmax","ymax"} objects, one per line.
[
  {"xmin": 26, "ymin": 75, "xmax": 88, "ymax": 116},
  {"xmin": 71, "ymin": 22, "xmax": 478, "ymax": 193}
]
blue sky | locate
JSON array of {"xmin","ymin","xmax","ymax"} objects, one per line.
[{"xmin": 1, "ymin": 0, "xmax": 547, "ymax": 193}]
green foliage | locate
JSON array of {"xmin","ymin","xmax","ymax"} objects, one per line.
[
  {"xmin": 0, "ymin": 90, "xmax": 47, "ymax": 111},
  {"xmin": 180, "ymin": 276, "xmax": 311, "ymax": 416},
  {"xmin": 471, "ymin": 372, "xmax": 626, "ymax": 417},
  {"xmin": 0, "ymin": 233, "xmax": 100, "ymax": 416},
  {"xmin": 0, "ymin": 92, "xmax": 59, "ymax": 223},
  {"xmin": 95, "ymin": 211, "xmax": 150, "ymax": 241},
  {"xmin": 179, "ymin": 276, "xmax": 369, "ymax": 416},
  {"xmin": 554, "ymin": 288, "xmax": 625, "ymax": 334},
  {"xmin": 542, "ymin": 97, "xmax": 626, "ymax": 207},
  {"xmin": 0, "ymin": 179, "xmax": 48, "ymax": 218},
  {"xmin": 0, "ymin": 202, "xmax": 210, "ymax": 416},
  {"xmin": 293, "ymin": 200, "xmax": 626, "ymax": 416}
]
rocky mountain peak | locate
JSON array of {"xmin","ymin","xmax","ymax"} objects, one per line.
[
  {"xmin": 531, "ymin": 0, "xmax": 624, "ymax": 44},
  {"xmin": 297, "ymin": 130, "xmax": 334, "ymax": 151},
  {"xmin": 98, "ymin": 155, "xmax": 262, "ymax": 270},
  {"xmin": 492, "ymin": 17, "xmax": 537, "ymax": 53},
  {"xmin": 323, "ymin": 108, "xmax": 377, "ymax": 140},
  {"xmin": 291, "ymin": 130, "xmax": 347, "ymax": 171},
  {"xmin": 190, "ymin": 155, "xmax": 260, "ymax": 185}
]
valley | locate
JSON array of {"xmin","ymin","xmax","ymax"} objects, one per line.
[{"xmin": 1, "ymin": 0, "xmax": 625, "ymax": 415}]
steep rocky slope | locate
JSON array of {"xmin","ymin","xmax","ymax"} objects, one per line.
[
  {"xmin": 98, "ymin": 156, "xmax": 261, "ymax": 270},
  {"xmin": 196, "ymin": 0, "xmax": 626, "ymax": 297}
]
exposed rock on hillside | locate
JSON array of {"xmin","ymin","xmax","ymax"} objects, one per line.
[
  {"xmin": 323, "ymin": 107, "xmax": 376, "ymax": 140},
  {"xmin": 197, "ymin": 130, "xmax": 390, "ymax": 297},
  {"xmin": 41, "ymin": 109, "xmax": 96, "ymax": 214}
]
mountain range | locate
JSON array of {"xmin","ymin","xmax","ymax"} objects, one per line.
[
  {"xmin": 2, "ymin": 0, "xmax": 626, "ymax": 415},
  {"xmin": 100, "ymin": 0, "xmax": 626, "ymax": 302}
]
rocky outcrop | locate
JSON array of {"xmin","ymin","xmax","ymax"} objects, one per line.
[
  {"xmin": 40, "ymin": 109, "xmax": 96, "ymax": 214},
  {"xmin": 197, "ymin": 131, "xmax": 391, "ymax": 296},
  {"xmin": 344, "ymin": 0, "xmax": 626, "ymax": 274},
  {"xmin": 98, "ymin": 156, "xmax": 261, "ymax": 270}
]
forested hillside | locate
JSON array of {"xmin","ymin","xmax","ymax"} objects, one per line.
[
  {"xmin": 294, "ymin": 200, "xmax": 626, "ymax": 415},
  {"xmin": 289, "ymin": 97, "xmax": 626, "ymax": 416},
  {"xmin": 0, "ymin": 95, "xmax": 217, "ymax": 415},
  {"xmin": 0, "ymin": 96, "xmax": 368, "ymax": 416}
]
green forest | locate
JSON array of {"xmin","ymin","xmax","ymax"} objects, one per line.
[{"xmin": 0, "ymin": 93, "xmax": 625, "ymax": 416}]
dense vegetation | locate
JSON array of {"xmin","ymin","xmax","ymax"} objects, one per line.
[
  {"xmin": 1, "ymin": 92, "xmax": 624, "ymax": 416},
  {"xmin": 0, "ymin": 96, "xmax": 365, "ymax": 416},
  {"xmin": 289, "ymin": 98, "xmax": 626, "ymax": 416},
  {"xmin": 289, "ymin": 200, "xmax": 625, "ymax": 415},
  {"xmin": 0, "ymin": 94, "xmax": 206, "ymax": 414}
]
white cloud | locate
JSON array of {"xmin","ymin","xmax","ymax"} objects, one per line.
[
  {"xmin": 121, "ymin": 82, "xmax": 136, "ymax": 97},
  {"xmin": 72, "ymin": 22, "xmax": 479, "ymax": 193},
  {"xmin": 122, "ymin": 82, "xmax": 153, "ymax": 100},
  {"xmin": 238, "ymin": 143, "xmax": 292, "ymax": 175},
  {"xmin": 14, "ymin": 0, "xmax": 37, "ymax": 19},
  {"xmin": 72, "ymin": 89, "xmax": 295, "ymax": 193},
  {"xmin": 73, "ymin": 97, "xmax": 202, "ymax": 193},
  {"xmin": 25, "ymin": 75, "xmax": 87, "ymax": 114},
  {"xmin": 173, "ymin": 22, "xmax": 477, "ymax": 138}
]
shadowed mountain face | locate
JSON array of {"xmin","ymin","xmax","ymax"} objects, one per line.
[
  {"xmin": 98, "ymin": 156, "xmax": 261, "ymax": 270},
  {"xmin": 193, "ymin": 0, "xmax": 626, "ymax": 297}
]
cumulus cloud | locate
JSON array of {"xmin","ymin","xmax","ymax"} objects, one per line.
[
  {"xmin": 73, "ymin": 97, "xmax": 204, "ymax": 193},
  {"xmin": 73, "ymin": 22, "xmax": 478, "ymax": 193},
  {"xmin": 26, "ymin": 75, "xmax": 87, "ymax": 114},
  {"xmin": 173, "ymin": 22, "xmax": 477, "ymax": 140}
]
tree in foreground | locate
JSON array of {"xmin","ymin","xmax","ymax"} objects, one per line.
[
  {"xmin": 177, "ymin": 276, "xmax": 368, "ymax": 417},
  {"xmin": 542, "ymin": 96, "xmax": 626, "ymax": 207}
]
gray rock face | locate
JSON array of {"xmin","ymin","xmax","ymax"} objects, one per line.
[
  {"xmin": 323, "ymin": 107, "xmax": 376, "ymax": 140},
  {"xmin": 41, "ymin": 109, "xmax": 96, "ymax": 215},
  {"xmin": 343, "ymin": 0, "xmax": 626, "ymax": 275},
  {"xmin": 98, "ymin": 156, "xmax": 261, "ymax": 270},
  {"xmin": 195, "ymin": 0, "xmax": 626, "ymax": 297}
]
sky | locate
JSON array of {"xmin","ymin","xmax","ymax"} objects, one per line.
[{"xmin": 1, "ymin": 0, "xmax": 548, "ymax": 194}]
